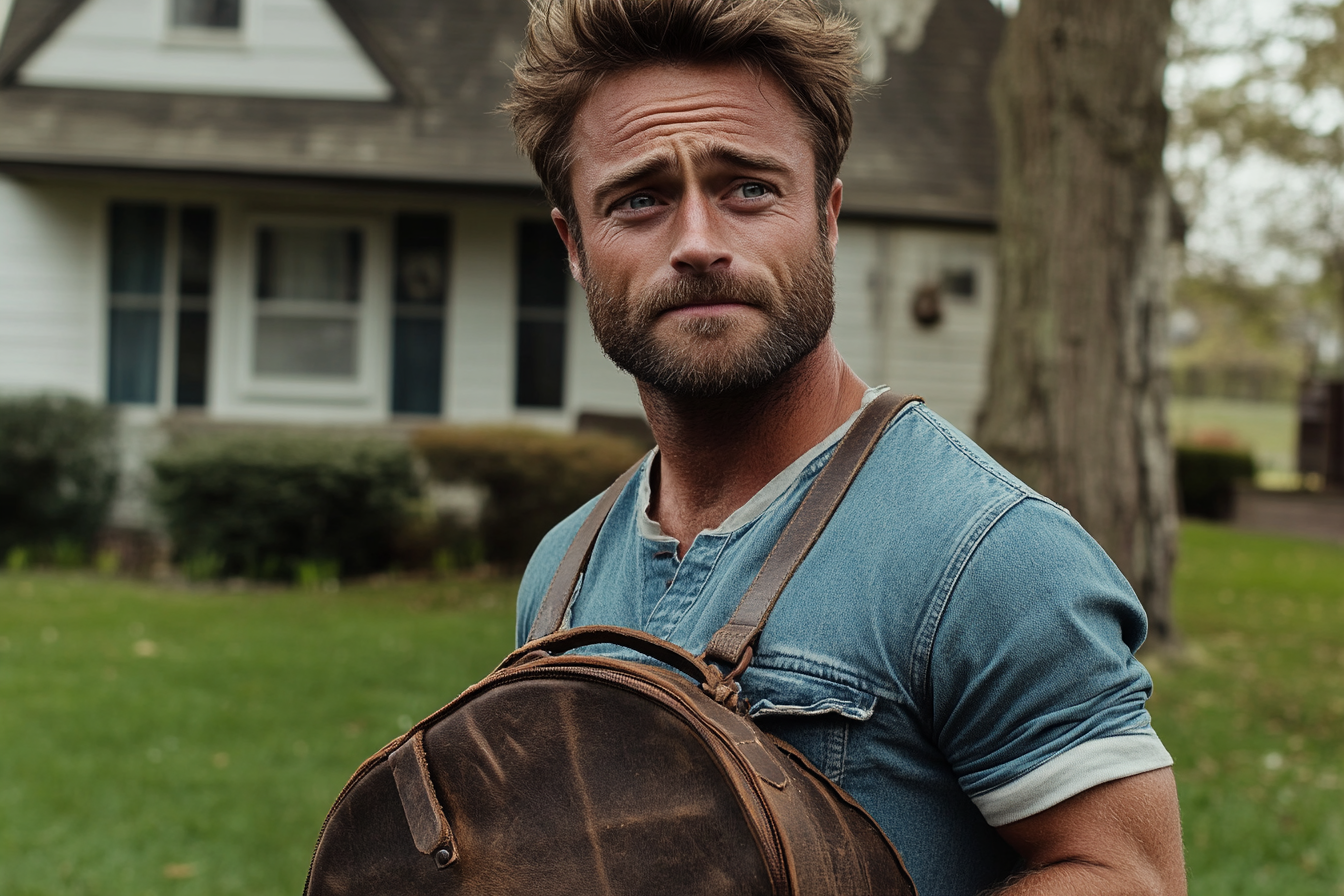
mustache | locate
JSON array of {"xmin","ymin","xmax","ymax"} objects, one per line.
[{"xmin": 632, "ymin": 271, "xmax": 780, "ymax": 321}]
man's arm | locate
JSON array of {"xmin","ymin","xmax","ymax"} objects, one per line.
[{"xmin": 988, "ymin": 768, "xmax": 1186, "ymax": 895}]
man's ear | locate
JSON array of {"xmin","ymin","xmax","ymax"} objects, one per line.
[
  {"xmin": 552, "ymin": 209, "xmax": 584, "ymax": 286},
  {"xmin": 825, "ymin": 179, "xmax": 843, "ymax": 255}
]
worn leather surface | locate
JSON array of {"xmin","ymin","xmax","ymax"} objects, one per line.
[
  {"xmin": 307, "ymin": 394, "xmax": 922, "ymax": 895},
  {"xmin": 306, "ymin": 650, "xmax": 917, "ymax": 895},
  {"xmin": 389, "ymin": 730, "xmax": 456, "ymax": 861}
]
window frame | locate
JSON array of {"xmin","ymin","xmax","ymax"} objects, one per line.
[
  {"xmin": 104, "ymin": 200, "xmax": 218, "ymax": 413},
  {"xmin": 513, "ymin": 219, "xmax": 571, "ymax": 411},
  {"xmin": 162, "ymin": 0, "xmax": 247, "ymax": 48},
  {"xmin": 238, "ymin": 212, "xmax": 386, "ymax": 406}
]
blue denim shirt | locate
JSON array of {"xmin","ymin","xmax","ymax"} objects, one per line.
[{"xmin": 516, "ymin": 394, "xmax": 1173, "ymax": 895}]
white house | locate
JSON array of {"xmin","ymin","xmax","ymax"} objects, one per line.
[{"xmin": 0, "ymin": 0, "xmax": 1003, "ymax": 443}]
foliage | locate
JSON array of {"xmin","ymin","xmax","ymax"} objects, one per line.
[
  {"xmin": 1168, "ymin": 0, "xmax": 1344, "ymax": 372},
  {"xmin": 412, "ymin": 426, "xmax": 647, "ymax": 570},
  {"xmin": 1169, "ymin": 275, "xmax": 1308, "ymax": 401},
  {"xmin": 1175, "ymin": 443, "xmax": 1257, "ymax": 518},
  {"xmin": 1149, "ymin": 523, "xmax": 1344, "ymax": 895},
  {"xmin": 0, "ymin": 572, "xmax": 517, "ymax": 896},
  {"xmin": 151, "ymin": 435, "xmax": 419, "ymax": 581},
  {"xmin": 0, "ymin": 394, "xmax": 119, "ymax": 558}
]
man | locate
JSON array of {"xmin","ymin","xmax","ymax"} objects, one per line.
[{"xmin": 505, "ymin": 1, "xmax": 1186, "ymax": 893}]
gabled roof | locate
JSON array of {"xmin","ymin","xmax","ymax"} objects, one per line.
[{"xmin": 0, "ymin": 0, "xmax": 1001, "ymax": 223}]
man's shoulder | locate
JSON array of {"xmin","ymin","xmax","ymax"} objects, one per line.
[{"xmin": 867, "ymin": 399, "xmax": 1060, "ymax": 516}]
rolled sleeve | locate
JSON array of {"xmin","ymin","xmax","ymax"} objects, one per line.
[{"xmin": 928, "ymin": 497, "xmax": 1171, "ymax": 824}]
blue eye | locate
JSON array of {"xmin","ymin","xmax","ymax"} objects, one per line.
[
  {"xmin": 740, "ymin": 183, "xmax": 768, "ymax": 199},
  {"xmin": 627, "ymin": 194, "xmax": 656, "ymax": 210}
]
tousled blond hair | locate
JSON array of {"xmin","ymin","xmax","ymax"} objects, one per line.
[{"xmin": 505, "ymin": 0, "xmax": 860, "ymax": 224}]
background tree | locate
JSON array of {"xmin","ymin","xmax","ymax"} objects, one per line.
[
  {"xmin": 975, "ymin": 0, "xmax": 1181, "ymax": 646},
  {"xmin": 1167, "ymin": 0, "xmax": 1344, "ymax": 377}
]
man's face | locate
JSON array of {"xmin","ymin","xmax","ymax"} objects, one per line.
[{"xmin": 553, "ymin": 62, "xmax": 843, "ymax": 398}]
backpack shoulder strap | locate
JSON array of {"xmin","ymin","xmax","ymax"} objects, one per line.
[
  {"xmin": 702, "ymin": 392, "xmax": 919, "ymax": 668},
  {"xmin": 527, "ymin": 457, "xmax": 643, "ymax": 642},
  {"xmin": 528, "ymin": 392, "xmax": 920, "ymax": 648}
]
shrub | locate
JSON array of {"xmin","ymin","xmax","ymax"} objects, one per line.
[
  {"xmin": 0, "ymin": 394, "xmax": 119, "ymax": 557},
  {"xmin": 152, "ymin": 435, "xmax": 418, "ymax": 581},
  {"xmin": 412, "ymin": 427, "xmax": 647, "ymax": 569},
  {"xmin": 1176, "ymin": 445, "xmax": 1257, "ymax": 520}
]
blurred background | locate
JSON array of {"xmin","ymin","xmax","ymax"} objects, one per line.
[{"xmin": 0, "ymin": 0, "xmax": 1341, "ymax": 894}]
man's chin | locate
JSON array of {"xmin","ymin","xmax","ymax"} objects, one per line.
[{"xmin": 615, "ymin": 335, "xmax": 808, "ymax": 399}]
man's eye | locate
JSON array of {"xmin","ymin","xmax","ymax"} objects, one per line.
[
  {"xmin": 739, "ymin": 183, "xmax": 769, "ymax": 199},
  {"xmin": 625, "ymin": 194, "xmax": 657, "ymax": 210}
]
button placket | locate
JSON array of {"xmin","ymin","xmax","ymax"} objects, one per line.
[{"xmin": 644, "ymin": 533, "xmax": 729, "ymax": 640}]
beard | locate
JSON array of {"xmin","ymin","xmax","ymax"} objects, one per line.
[{"xmin": 581, "ymin": 239, "xmax": 836, "ymax": 399}]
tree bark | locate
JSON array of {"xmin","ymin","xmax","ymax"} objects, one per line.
[{"xmin": 977, "ymin": 0, "xmax": 1180, "ymax": 647}]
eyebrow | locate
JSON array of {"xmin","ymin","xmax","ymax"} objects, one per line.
[{"xmin": 591, "ymin": 141, "xmax": 792, "ymax": 210}]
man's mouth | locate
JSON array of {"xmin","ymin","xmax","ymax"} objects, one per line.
[{"xmin": 661, "ymin": 300, "xmax": 750, "ymax": 317}]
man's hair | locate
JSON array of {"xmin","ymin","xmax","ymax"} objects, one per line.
[{"xmin": 505, "ymin": 0, "xmax": 860, "ymax": 225}]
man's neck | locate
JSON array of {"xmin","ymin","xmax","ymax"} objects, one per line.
[{"xmin": 640, "ymin": 338, "xmax": 868, "ymax": 555}]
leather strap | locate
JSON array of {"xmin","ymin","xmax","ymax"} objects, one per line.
[
  {"xmin": 702, "ymin": 392, "xmax": 918, "ymax": 668},
  {"xmin": 528, "ymin": 393, "xmax": 919, "ymax": 666},
  {"xmin": 389, "ymin": 730, "xmax": 457, "ymax": 863},
  {"xmin": 528, "ymin": 458, "xmax": 644, "ymax": 641}
]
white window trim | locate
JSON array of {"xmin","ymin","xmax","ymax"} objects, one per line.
[{"xmin": 237, "ymin": 212, "xmax": 388, "ymax": 407}]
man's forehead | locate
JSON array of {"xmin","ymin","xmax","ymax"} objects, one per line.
[
  {"xmin": 572, "ymin": 61, "xmax": 802, "ymax": 145},
  {"xmin": 568, "ymin": 61, "xmax": 812, "ymax": 186}
]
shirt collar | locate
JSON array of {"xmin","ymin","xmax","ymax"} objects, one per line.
[{"xmin": 635, "ymin": 385, "xmax": 891, "ymax": 543}]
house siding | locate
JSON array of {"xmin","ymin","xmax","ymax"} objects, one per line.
[
  {"xmin": 0, "ymin": 175, "xmax": 102, "ymax": 399},
  {"xmin": 19, "ymin": 0, "xmax": 392, "ymax": 101},
  {"xmin": 0, "ymin": 176, "xmax": 998, "ymax": 437}
]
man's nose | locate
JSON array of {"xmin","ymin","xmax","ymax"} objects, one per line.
[{"xmin": 668, "ymin": 190, "xmax": 732, "ymax": 275}]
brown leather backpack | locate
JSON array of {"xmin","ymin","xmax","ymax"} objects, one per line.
[{"xmin": 304, "ymin": 393, "xmax": 919, "ymax": 895}]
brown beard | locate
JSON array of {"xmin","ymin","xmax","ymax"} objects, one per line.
[{"xmin": 581, "ymin": 240, "xmax": 835, "ymax": 399}]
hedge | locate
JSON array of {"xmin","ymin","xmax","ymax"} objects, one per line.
[
  {"xmin": 1176, "ymin": 445, "xmax": 1257, "ymax": 520},
  {"xmin": 412, "ymin": 426, "xmax": 647, "ymax": 570},
  {"xmin": 0, "ymin": 394, "xmax": 119, "ymax": 560},
  {"xmin": 152, "ymin": 435, "xmax": 418, "ymax": 580}
]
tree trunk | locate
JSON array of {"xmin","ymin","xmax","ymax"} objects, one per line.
[{"xmin": 976, "ymin": 0, "xmax": 1180, "ymax": 648}]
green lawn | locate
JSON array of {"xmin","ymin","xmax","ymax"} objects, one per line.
[
  {"xmin": 1150, "ymin": 523, "xmax": 1344, "ymax": 895},
  {"xmin": 0, "ymin": 575, "xmax": 518, "ymax": 896},
  {"xmin": 2, "ymin": 524, "xmax": 1342, "ymax": 895}
]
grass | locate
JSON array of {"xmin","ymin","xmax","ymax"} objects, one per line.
[
  {"xmin": 0, "ymin": 574, "xmax": 518, "ymax": 896},
  {"xmin": 1149, "ymin": 522, "xmax": 1344, "ymax": 895},
  {"xmin": 1, "ymin": 523, "xmax": 1342, "ymax": 895}
]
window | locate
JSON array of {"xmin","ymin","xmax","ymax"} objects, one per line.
[
  {"xmin": 176, "ymin": 207, "xmax": 215, "ymax": 406},
  {"xmin": 106, "ymin": 202, "xmax": 215, "ymax": 407},
  {"xmin": 390, "ymin": 214, "xmax": 449, "ymax": 416},
  {"xmin": 253, "ymin": 225, "xmax": 363, "ymax": 378},
  {"xmin": 941, "ymin": 268, "xmax": 977, "ymax": 301},
  {"xmin": 514, "ymin": 222, "xmax": 569, "ymax": 409},
  {"xmin": 171, "ymin": 0, "xmax": 241, "ymax": 30}
]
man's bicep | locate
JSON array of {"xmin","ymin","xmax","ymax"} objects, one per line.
[{"xmin": 991, "ymin": 767, "xmax": 1186, "ymax": 895}]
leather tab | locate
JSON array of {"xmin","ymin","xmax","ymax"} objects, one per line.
[
  {"xmin": 528, "ymin": 459, "xmax": 644, "ymax": 641},
  {"xmin": 389, "ymin": 731, "xmax": 457, "ymax": 862},
  {"xmin": 704, "ymin": 393, "xmax": 919, "ymax": 668}
]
